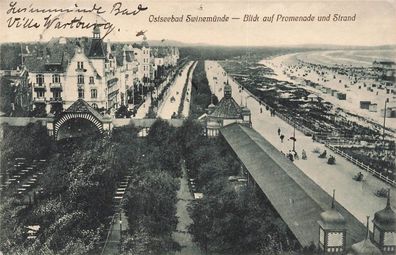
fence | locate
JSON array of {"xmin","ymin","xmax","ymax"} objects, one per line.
[
  {"xmin": 325, "ymin": 144, "xmax": 396, "ymax": 187},
  {"xmin": 228, "ymin": 75, "xmax": 318, "ymax": 137},
  {"xmin": 226, "ymin": 74, "xmax": 396, "ymax": 187}
]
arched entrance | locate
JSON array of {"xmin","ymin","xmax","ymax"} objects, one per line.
[
  {"xmin": 53, "ymin": 99, "xmax": 107, "ymax": 141},
  {"xmin": 56, "ymin": 115, "xmax": 103, "ymax": 140}
]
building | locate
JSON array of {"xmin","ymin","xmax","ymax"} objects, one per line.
[
  {"xmin": 10, "ymin": 26, "xmax": 179, "ymax": 117},
  {"xmin": 26, "ymin": 26, "xmax": 112, "ymax": 114},
  {"xmin": 205, "ymin": 80, "xmax": 251, "ymax": 137},
  {"xmin": 116, "ymin": 38, "xmax": 180, "ymax": 110}
]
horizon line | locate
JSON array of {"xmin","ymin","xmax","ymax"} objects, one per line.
[{"xmin": 0, "ymin": 37, "xmax": 396, "ymax": 49}]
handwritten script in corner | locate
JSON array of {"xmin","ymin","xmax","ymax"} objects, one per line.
[{"xmin": 5, "ymin": 1, "xmax": 149, "ymax": 38}]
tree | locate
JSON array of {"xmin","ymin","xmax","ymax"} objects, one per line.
[
  {"xmin": 123, "ymin": 170, "xmax": 179, "ymax": 253},
  {"xmin": 176, "ymin": 119, "xmax": 205, "ymax": 159},
  {"xmin": 115, "ymin": 105, "xmax": 132, "ymax": 118},
  {"xmin": 0, "ymin": 77, "xmax": 15, "ymax": 115}
]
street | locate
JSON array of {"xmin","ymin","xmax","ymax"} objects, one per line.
[{"xmin": 157, "ymin": 61, "xmax": 195, "ymax": 119}]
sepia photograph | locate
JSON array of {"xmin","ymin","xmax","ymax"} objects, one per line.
[{"xmin": 0, "ymin": 0, "xmax": 395, "ymax": 254}]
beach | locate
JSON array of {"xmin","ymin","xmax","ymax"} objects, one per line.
[{"xmin": 260, "ymin": 50, "xmax": 396, "ymax": 133}]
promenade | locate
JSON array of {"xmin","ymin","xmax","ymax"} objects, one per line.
[{"xmin": 205, "ymin": 60, "xmax": 396, "ymax": 226}]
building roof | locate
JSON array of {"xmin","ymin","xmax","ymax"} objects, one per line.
[
  {"xmin": 0, "ymin": 44, "xmax": 22, "ymax": 70},
  {"xmin": 88, "ymin": 38, "xmax": 105, "ymax": 59},
  {"xmin": 210, "ymin": 96, "xmax": 242, "ymax": 119},
  {"xmin": 219, "ymin": 124, "xmax": 367, "ymax": 248},
  {"xmin": 349, "ymin": 239, "xmax": 382, "ymax": 255},
  {"xmin": 348, "ymin": 217, "xmax": 382, "ymax": 255},
  {"xmin": 319, "ymin": 191, "xmax": 346, "ymax": 229},
  {"xmin": 23, "ymin": 40, "xmax": 78, "ymax": 73},
  {"xmin": 373, "ymin": 191, "xmax": 396, "ymax": 231},
  {"xmin": 64, "ymin": 99, "xmax": 104, "ymax": 121},
  {"xmin": 209, "ymin": 79, "xmax": 245, "ymax": 119}
]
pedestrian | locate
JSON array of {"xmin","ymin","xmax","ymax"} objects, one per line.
[
  {"xmin": 293, "ymin": 150, "xmax": 299, "ymax": 160},
  {"xmin": 280, "ymin": 134, "xmax": 285, "ymax": 143},
  {"xmin": 288, "ymin": 151, "xmax": 294, "ymax": 162},
  {"xmin": 277, "ymin": 128, "xmax": 281, "ymax": 136},
  {"xmin": 260, "ymin": 107, "xmax": 263, "ymax": 113},
  {"xmin": 302, "ymin": 149, "xmax": 307, "ymax": 160}
]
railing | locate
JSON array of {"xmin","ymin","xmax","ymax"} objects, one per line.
[
  {"xmin": 33, "ymin": 97, "xmax": 46, "ymax": 103},
  {"xmin": 49, "ymin": 97, "xmax": 63, "ymax": 103},
  {"xmin": 325, "ymin": 144, "xmax": 396, "ymax": 187},
  {"xmin": 33, "ymin": 83, "xmax": 46, "ymax": 90},
  {"xmin": 49, "ymin": 83, "xmax": 62, "ymax": 89},
  {"xmin": 228, "ymin": 75, "xmax": 318, "ymax": 136}
]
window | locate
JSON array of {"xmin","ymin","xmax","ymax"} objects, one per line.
[
  {"xmin": 89, "ymin": 76, "xmax": 94, "ymax": 84},
  {"xmin": 77, "ymin": 75, "xmax": 84, "ymax": 84},
  {"xmin": 78, "ymin": 89, "xmax": 84, "ymax": 99},
  {"xmin": 52, "ymin": 74, "xmax": 60, "ymax": 83},
  {"xmin": 36, "ymin": 74, "xmax": 44, "ymax": 85},
  {"xmin": 77, "ymin": 61, "xmax": 84, "ymax": 69},
  {"xmin": 53, "ymin": 91, "xmax": 61, "ymax": 99},
  {"xmin": 91, "ymin": 89, "xmax": 97, "ymax": 99},
  {"xmin": 37, "ymin": 91, "xmax": 44, "ymax": 98}
]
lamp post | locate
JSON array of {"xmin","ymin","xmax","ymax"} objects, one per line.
[
  {"xmin": 293, "ymin": 123, "xmax": 296, "ymax": 151},
  {"xmin": 383, "ymin": 98, "xmax": 389, "ymax": 148}
]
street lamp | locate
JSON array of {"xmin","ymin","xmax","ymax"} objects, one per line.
[
  {"xmin": 293, "ymin": 123, "xmax": 296, "ymax": 151},
  {"xmin": 383, "ymin": 98, "xmax": 390, "ymax": 148}
]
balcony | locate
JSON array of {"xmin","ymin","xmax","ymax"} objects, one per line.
[
  {"xmin": 49, "ymin": 83, "xmax": 62, "ymax": 90},
  {"xmin": 49, "ymin": 97, "xmax": 63, "ymax": 103},
  {"xmin": 75, "ymin": 68, "xmax": 87, "ymax": 72},
  {"xmin": 33, "ymin": 97, "xmax": 46, "ymax": 103},
  {"xmin": 33, "ymin": 83, "xmax": 46, "ymax": 91}
]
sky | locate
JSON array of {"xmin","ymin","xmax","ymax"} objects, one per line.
[{"xmin": 1, "ymin": 0, "xmax": 396, "ymax": 46}]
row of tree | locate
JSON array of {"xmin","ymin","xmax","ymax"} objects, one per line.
[
  {"xmin": 178, "ymin": 121, "xmax": 303, "ymax": 254},
  {"xmin": 121, "ymin": 119, "xmax": 185, "ymax": 254},
  {"xmin": 189, "ymin": 60, "xmax": 218, "ymax": 119}
]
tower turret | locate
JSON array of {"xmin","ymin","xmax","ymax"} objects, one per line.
[
  {"xmin": 372, "ymin": 189, "xmax": 396, "ymax": 253},
  {"xmin": 318, "ymin": 190, "xmax": 347, "ymax": 254}
]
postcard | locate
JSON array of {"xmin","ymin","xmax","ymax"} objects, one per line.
[{"xmin": 0, "ymin": 0, "xmax": 395, "ymax": 254}]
